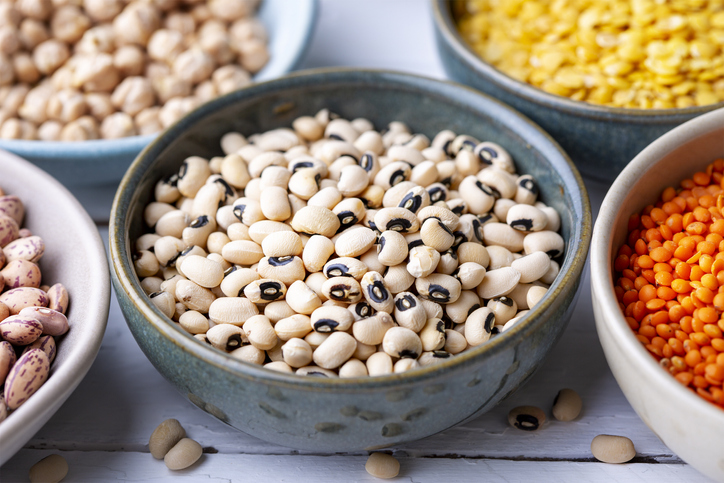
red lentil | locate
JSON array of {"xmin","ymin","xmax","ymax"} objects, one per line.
[{"xmin": 614, "ymin": 159, "xmax": 724, "ymax": 410}]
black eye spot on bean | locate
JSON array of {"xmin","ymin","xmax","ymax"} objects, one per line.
[
  {"xmin": 232, "ymin": 205, "xmax": 246, "ymax": 222},
  {"xmin": 337, "ymin": 211, "xmax": 357, "ymax": 232},
  {"xmin": 163, "ymin": 173, "xmax": 179, "ymax": 187},
  {"xmin": 485, "ymin": 313, "xmax": 496, "ymax": 333},
  {"xmin": 377, "ymin": 236, "xmax": 386, "ymax": 253},
  {"xmin": 514, "ymin": 414, "xmax": 540, "ymax": 431},
  {"xmin": 461, "ymin": 139, "xmax": 476, "ymax": 152},
  {"xmin": 547, "ymin": 248, "xmax": 563, "ymax": 258},
  {"xmin": 399, "ymin": 192, "xmax": 422, "ymax": 212},
  {"xmin": 510, "ymin": 218, "xmax": 534, "ymax": 231},
  {"xmin": 390, "ymin": 169, "xmax": 407, "ymax": 186},
  {"xmin": 432, "ymin": 350, "xmax": 451, "ymax": 359},
  {"xmin": 467, "ymin": 303, "xmax": 481, "ymax": 316},
  {"xmin": 167, "ymin": 250, "xmax": 183, "ymax": 266},
  {"xmin": 359, "ymin": 153, "xmax": 375, "ymax": 172},
  {"xmin": 496, "ymin": 296, "xmax": 514, "ymax": 307},
  {"xmin": 428, "ymin": 186, "xmax": 446, "ymax": 203},
  {"xmin": 475, "ymin": 180, "xmax": 495, "ymax": 197},
  {"xmin": 214, "ymin": 178, "xmax": 235, "ymax": 199},
  {"xmin": 408, "ymin": 238, "xmax": 424, "ymax": 250},
  {"xmin": 440, "ymin": 176, "xmax": 453, "ymax": 187},
  {"xmin": 178, "ymin": 161, "xmax": 188, "ymax": 179},
  {"xmin": 428, "ymin": 284, "xmax": 450, "ymax": 302},
  {"xmin": 313, "ymin": 319, "xmax": 339, "ymax": 332},
  {"xmin": 367, "ymin": 281, "xmax": 389, "ymax": 303},
  {"xmin": 223, "ymin": 266, "xmax": 238, "ymax": 276},
  {"xmin": 328, "ymin": 133, "xmax": 344, "ymax": 141},
  {"xmin": 290, "ymin": 161, "xmax": 314, "ymax": 173},
  {"xmin": 190, "ymin": 215, "xmax": 209, "ymax": 229},
  {"xmin": 179, "ymin": 245, "xmax": 196, "ymax": 257},
  {"xmin": 450, "ymin": 203, "xmax": 466, "ymax": 216},
  {"xmin": 395, "ymin": 294, "xmax": 416, "ymax": 311},
  {"xmin": 442, "ymin": 139, "xmax": 453, "ymax": 157},
  {"xmin": 268, "ymin": 256, "xmax": 293, "ymax": 267},
  {"xmin": 398, "ymin": 349, "xmax": 419, "ymax": 359},
  {"xmin": 324, "ymin": 263, "xmax": 350, "ymax": 278},
  {"xmin": 355, "ymin": 302, "xmax": 371, "ymax": 317},
  {"xmin": 386, "ymin": 218, "xmax": 412, "ymax": 232},
  {"xmin": 477, "ymin": 146, "xmax": 497, "ymax": 164},
  {"xmin": 259, "ymin": 281, "xmax": 284, "ymax": 300},
  {"xmin": 225, "ymin": 334, "xmax": 243, "ymax": 351},
  {"xmin": 149, "ymin": 291, "xmax": 163, "ymax": 298},
  {"xmin": 519, "ymin": 177, "xmax": 539, "ymax": 196}
]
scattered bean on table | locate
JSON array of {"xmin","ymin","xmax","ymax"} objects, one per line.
[
  {"xmin": 455, "ymin": 0, "xmax": 724, "ymax": 109},
  {"xmin": 590, "ymin": 434, "xmax": 636, "ymax": 464},
  {"xmin": 365, "ymin": 452, "xmax": 400, "ymax": 479},
  {"xmin": 133, "ymin": 109, "xmax": 566, "ymax": 377},
  {"xmin": 613, "ymin": 159, "xmax": 724, "ymax": 408},
  {"xmin": 0, "ymin": 0, "xmax": 269, "ymax": 140},
  {"xmin": 28, "ymin": 453, "xmax": 68, "ymax": 483},
  {"xmin": 0, "ymin": 191, "xmax": 70, "ymax": 420}
]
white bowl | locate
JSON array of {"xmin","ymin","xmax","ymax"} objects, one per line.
[
  {"xmin": 0, "ymin": 0, "xmax": 318, "ymax": 188},
  {"xmin": 591, "ymin": 108, "xmax": 724, "ymax": 481},
  {"xmin": 0, "ymin": 149, "xmax": 110, "ymax": 466}
]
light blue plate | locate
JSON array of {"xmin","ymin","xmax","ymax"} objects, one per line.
[{"xmin": 0, "ymin": 0, "xmax": 318, "ymax": 187}]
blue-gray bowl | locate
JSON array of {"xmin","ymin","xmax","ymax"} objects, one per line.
[
  {"xmin": 0, "ymin": 0, "xmax": 318, "ymax": 188},
  {"xmin": 430, "ymin": 0, "xmax": 724, "ymax": 182},
  {"xmin": 109, "ymin": 68, "xmax": 591, "ymax": 452}
]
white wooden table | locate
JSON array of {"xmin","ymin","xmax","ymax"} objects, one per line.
[{"xmin": 0, "ymin": 1, "xmax": 712, "ymax": 481}]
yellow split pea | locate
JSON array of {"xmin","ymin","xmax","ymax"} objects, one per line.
[{"xmin": 454, "ymin": 0, "xmax": 724, "ymax": 109}]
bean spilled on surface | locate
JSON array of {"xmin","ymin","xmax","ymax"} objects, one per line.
[
  {"xmin": 590, "ymin": 434, "xmax": 636, "ymax": 464},
  {"xmin": 132, "ymin": 110, "xmax": 566, "ymax": 377},
  {"xmin": 365, "ymin": 452, "xmax": 400, "ymax": 479}
]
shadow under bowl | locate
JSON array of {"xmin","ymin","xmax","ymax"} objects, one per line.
[
  {"xmin": 430, "ymin": 0, "xmax": 724, "ymax": 183},
  {"xmin": 0, "ymin": 0, "xmax": 318, "ymax": 188},
  {"xmin": 110, "ymin": 68, "xmax": 591, "ymax": 452},
  {"xmin": 591, "ymin": 107, "xmax": 724, "ymax": 480}
]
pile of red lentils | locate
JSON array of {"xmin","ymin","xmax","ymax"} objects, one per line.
[{"xmin": 614, "ymin": 158, "xmax": 724, "ymax": 408}]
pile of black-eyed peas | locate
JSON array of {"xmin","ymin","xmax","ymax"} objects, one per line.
[{"xmin": 134, "ymin": 109, "xmax": 565, "ymax": 377}]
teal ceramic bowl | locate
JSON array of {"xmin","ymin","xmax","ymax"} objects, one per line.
[
  {"xmin": 109, "ymin": 68, "xmax": 591, "ymax": 452},
  {"xmin": 0, "ymin": 0, "xmax": 317, "ymax": 188},
  {"xmin": 430, "ymin": 0, "xmax": 724, "ymax": 183}
]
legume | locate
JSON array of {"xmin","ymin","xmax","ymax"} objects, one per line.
[
  {"xmin": 0, "ymin": 0, "xmax": 269, "ymax": 140},
  {"xmin": 613, "ymin": 159, "xmax": 724, "ymax": 408},
  {"xmin": 590, "ymin": 434, "xmax": 636, "ymax": 464},
  {"xmin": 365, "ymin": 452, "xmax": 400, "ymax": 479},
  {"xmin": 455, "ymin": 0, "xmax": 724, "ymax": 109},
  {"xmin": 28, "ymin": 454, "xmax": 68, "ymax": 483},
  {"xmin": 0, "ymin": 191, "xmax": 70, "ymax": 419},
  {"xmin": 132, "ymin": 111, "xmax": 566, "ymax": 377}
]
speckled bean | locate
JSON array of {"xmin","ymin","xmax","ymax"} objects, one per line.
[
  {"xmin": 19, "ymin": 307, "xmax": 68, "ymax": 336},
  {"xmin": 2, "ymin": 235, "xmax": 44, "ymax": 263},
  {"xmin": 4, "ymin": 348, "xmax": 49, "ymax": 409}
]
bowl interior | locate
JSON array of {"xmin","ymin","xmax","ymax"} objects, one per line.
[
  {"xmin": 115, "ymin": 69, "xmax": 590, "ymax": 387},
  {"xmin": 0, "ymin": 149, "xmax": 110, "ymax": 466}
]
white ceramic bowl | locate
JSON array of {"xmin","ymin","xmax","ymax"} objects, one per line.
[
  {"xmin": 591, "ymin": 108, "xmax": 724, "ymax": 481},
  {"xmin": 0, "ymin": 149, "xmax": 110, "ymax": 466},
  {"xmin": 0, "ymin": 0, "xmax": 318, "ymax": 188}
]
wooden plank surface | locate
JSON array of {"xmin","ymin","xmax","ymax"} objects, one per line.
[{"xmin": 0, "ymin": 1, "xmax": 713, "ymax": 481}]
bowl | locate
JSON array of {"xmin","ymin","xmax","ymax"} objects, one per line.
[
  {"xmin": 0, "ymin": 149, "xmax": 110, "ymax": 467},
  {"xmin": 109, "ymin": 68, "xmax": 591, "ymax": 452},
  {"xmin": 430, "ymin": 0, "xmax": 724, "ymax": 182},
  {"xmin": 0, "ymin": 0, "xmax": 318, "ymax": 189},
  {"xmin": 591, "ymin": 107, "xmax": 724, "ymax": 480}
]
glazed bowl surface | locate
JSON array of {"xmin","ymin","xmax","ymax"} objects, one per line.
[
  {"xmin": 591, "ymin": 108, "xmax": 724, "ymax": 481},
  {"xmin": 110, "ymin": 68, "xmax": 591, "ymax": 452},
  {"xmin": 430, "ymin": 0, "xmax": 724, "ymax": 182},
  {"xmin": 0, "ymin": 149, "xmax": 110, "ymax": 467},
  {"xmin": 0, "ymin": 0, "xmax": 318, "ymax": 188}
]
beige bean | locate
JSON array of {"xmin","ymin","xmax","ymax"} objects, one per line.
[
  {"xmin": 338, "ymin": 358, "xmax": 368, "ymax": 377},
  {"xmin": 206, "ymin": 323, "xmax": 246, "ymax": 352},
  {"xmin": 384, "ymin": 264, "xmax": 415, "ymax": 294},
  {"xmin": 291, "ymin": 205, "xmax": 340, "ymax": 237},
  {"xmin": 591, "ymin": 435, "xmax": 636, "ymax": 464},
  {"xmin": 523, "ymin": 230, "xmax": 565, "ymax": 259},
  {"xmin": 365, "ymin": 453, "xmax": 400, "ymax": 479},
  {"xmin": 264, "ymin": 361, "xmax": 293, "ymax": 373},
  {"xmin": 28, "ymin": 454, "xmax": 68, "ymax": 483},
  {"xmin": 311, "ymin": 305, "xmax": 354, "ymax": 333},
  {"xmin": 527, "ymin": 285, "xmax": 548, "ymax": 308},
  {"xmin": 322, "ymin": 276, "xmax": 362, "ymax": 304},
  {"xmin": 281, "ymin": 337, "xmax": 313, "ymax": 368},
  {"xmin": 312, "ymin": 331, "xmax": 356, "ymax": 369},
  {"xmin": 264, "ymin": 300, "xmax": 296, "ymax": 323},
  {"xmin": 302, "ymin": 235, "xmax": 334, "ymax": 273},
  {"xmin": 407, "ymin": 245, "xmax": 440, "ymax": 278},
  {"xmin": 178, "ymin": 310, "xmax": 209, "ymax": 335},
  {"xmin": 149, "ymin": 418, "xmax": 186, "ymax": 459},
  {"xmin": 486, "ymin": 296, "xmax": 518, "ymax": 325},
  {"xmin": 445, "ymin": 290, "xmax": 481, "ymax": 324},
  {"xmin": 476, "ymin": 267, "xmax": 521, "ymax": 300},
  {"xmin": 486, "ymin": 245, "xmax": 514, "ymax": 270},
  {"xmin": 444, "ymin": 329, "xmax": 468, "ymax": 354},
  {"xmin": 511, "ymin": 251, "xmax": 551, "ymax": 284},
  {"xmin": 4, "ymin": 348, "xmax": 49, "ymax": 409},
  {"xmin": 483, "ymin": 223, "xmax": 526, "ymax": 252},
  {"xmin": 392, "ymin": 292, "xmax": 427, "ymax": 332},
  {"xmin": 383, "ymin": 326, "xmax": 422, "ymax": 359},
  {"xmin": 243, "ymin": 314, "xmax": 278, "ymax": 350},
  {"xmin": 165, "ymin": 437, "xmax": 203, "ymax": 470},
  {"xmin": 334, "ymin": 226, "xmax": 376, "ymax": 258},
  {"xmin": 366, "ymin": 351, "xmax": 393, "ymax": 376},
  {"xmin": 179, "ymin": 255, "xmax": 223, "ymax": 288},
  {"xmin": 0, "ymin": 287, "xmax": 48, "ymax": 315},
  {"xmin": 552, "ymin": 388, "xmax": 583, "ymax": 422},
  {"xmin": 275, "ymin": 314, "xmax": 312, "ymax": 341},
  {"xmin": 285, "ymin": 281, "xmax": 322, "ymax": 315},
  {"xmin": 465, "ymin": 307, "xmax": 495, "ymax": 346},
  {"xmin": 352, "ymin": 312, "xmax": 394, "ymax": 346},
  {"xmin": 296, "ymin": 365, "xmax": 337, "ymax": 378}
]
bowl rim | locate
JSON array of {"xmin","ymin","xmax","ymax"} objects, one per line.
[
  {"xmin": 591, "ymin": 107, "xmax": 724, "ymax": 421},
  {"xmin": 110, "ymin": 67, "xmax": 592, "ymax": 390},
  {"xmin": 430, "ymin": 0, "xmax": 724, "ymax": 120},
  {"xmin": 0, "ymin": 148, "xmax": 110, "ymax": 459},
  {"xmin": 0, "ymin": 0, "xmax": 319, "ymax": 157}
]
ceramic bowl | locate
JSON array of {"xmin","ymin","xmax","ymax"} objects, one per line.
[
  {"xmin": 109, "ymin": 68, "xmax": 591, "ymax": 452},
  {"xmin": 0, "ymin": 149, "xmax": 110, "ymax": 467},
  {"xmin": 591, "ymin": 108, "xmax": 724, "ymax": 480},
  {"xmin": 430, "ymin": 0, "xmax": 724, "ymax": 182},
  {"xmin": 0, "ymin": 0, "xmax": 318, "ymax": 189}
]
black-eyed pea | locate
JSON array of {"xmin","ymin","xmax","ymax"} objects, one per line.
[
  {"xmin": 265, "ymin": 361, "xmax": 293, "ymax": 373},
  {"xmin": 540, "ymin": 260, "xmax": 560, "ymax": 285},
  {"xmin": 419, "ymin": 317, "xmax": 446, "ymax": 351},
  {"xmin": 332, "ymin": 198, "xmax": 366, "ymax": 233},
  {"xmin": 154, "ymin": 174, "xmax": 181, "ymax": 205},
  {"xmin": 291, "ymin": 205, "xmax": 340, "ymax": 237},
  {"xmin": 281, "ymin": 337, "xmax": 313, "ymax": 368},
  {"xmin": 507, "ymin": 283, "xmax": 534, "ymax": 310},
  {"xmin": 257, "ymin": 256, "xmax": 305, "ymax": 286},
  {"xmin": 455, "ymin": 149, "xmax": 479, "ymax": 177},
  {"xmin": 410, "ymin": 160, "xmax": 438, "ymax": 188},
  {"xmin": 224, "ymin": 223, "xmax": 249, "ymax": 243},
  {"xmin": 259, "ymin": 165, "xmax": 292, "ymax": 191},
  {"xmin": 321, "ymin": 257, "xmax": 366, "ymax": 281},
  {"xmin": 473, "ymin": 142, "xmax": 513, "ymax": 172},
  {"xmin": 173, "ymin": 246, "xmax": 207, "ymax": 278},
  {"xmin": 206, "ymin": 323, "xmax": 246, "ymax": 352},
  {"xmin": 524, "ymin": 230, "xmax": 565, "ymax": 259},
  {"xmin": 260, "ymin": 231, "xmax": 303, "ymax": 258},
  {"xmin": 436, "ymin": 249, "xmax": 459, "ymax": 275},
  {"xmin": 308, "ymin": 186, "xmax": 342, "ymax": 211},
  {"xmin": 219, "ymin": 153, "xmax": 251, "ymax": 189},
  {"xmin": 1, "ymin": 259, "xmax": 41, "ymax": 289},
  {"xmin": 425, "ymin": 183, "xmax": 449, "ymax": 206},
  {"xmin": 338, "ymin": 358, "xmax": 368, "ymax": 377},
  {"xmin": 454, "ymin": 262, "xmax": 486, "ymax": 290},
  {"xmin": 393, "ymin": 357, "xmax": 419, "ymax": 373},
  {"xmin": 465, "ymin": 307, "xmax": 495, "ymax": 346},
  {"xmin": 591, "ymin": 435, "xmax": 636, "ymax": 463},
  {"xmin": 407, "ymin": 245, "xmax": 440, "ymax": 278},
  {"xmin": 292, "ymin": 115, "xmax": 323, "ymax": 142},
  {"xmin": 242, "ymin": 314, "xmax": 277, "ymax": 351},
  {"xmin": 415, "ymin": 273, "xmax": 461, "ymax": 304},
  {"xmin": 515, "ymin": 175, "xmax": 539, "ymax": 205},
  {"xmin": 0, "ymin": 287, "xmax": 48, "ymax": 315},
  {"xmin": 366, "ymin": 351, "xmax": 393, "ymax": 376},
  {"xmin": 418, "ymin": 298, "xmax": 443, "ymax": 320},
  {"xmin": 535, "ymin": 202, "xmax": 561, "ymax": 232},
  {"xmin": 348, "ymin": 301, "xmax": 373, "ymax": 322},
  {"xmin": 3, "ymin": 235, "xmax": 44, "ymax": 264},
  {"xmin": 444, "ymin": 329, "xmax": 467, "ymax": 354},
  {"xmin": 304, "ymin": 272, "xmax": 328, "ymax": 302},
  {"xmin": 487, "ymin": 245, "xmax": 515, "ymax": 270},
  {"xmin": 445, "ymin": 291, "xmax": 481, "ymax": 324},
  {"xmin": 304, "ymin": 330, "xmax": 330, "ymax": 350},
  {"xmin": 247, "ymin": 220, "xmax": 293, "ymax": 245},
  {"xmin": 136, "ymin": 233, "xmax": 161, "ymax": 253},
  {"xmin": 373, "ymin": 161, "xmax": 411, "ymax": 190},
  {"xmin": 334, "ymin": 226, "xmax": 376, "ymax": 258},
  {"xmin": 232, "ymin": 197, "xmax": 265, "ymax": 226},
  {"xmin": 259, "ymin": 186, "xmax": 292, "ymax": 222},
  {"xmin": 418, "ymin": 205, "xmax": 459, "ymax": 230},
  {"xmin": 360, "ymin": 271, "xmax": 394, "ymax": 313},
  {"xmin": 287, "ymin": 166, "xmax": 320, "ymax": 200},
  {"xmin": 507, "ymin": 203, "xmax": 548, "ymax": 233},
  {"xmin": 477, "ymin": 166, "xmax": 517, "ymax": 199},
  {"xmin": 477, "ymin": 267, "xmax": 521, "ymax": 300},
  {"xmin": 176, "ymin": 156, "xmax": 211, "ymax": 198},
  {"xmin": 420, "ymin": 218, "xmax": 454, "ymax": 252},
  {"xmin": 527, "ymin": 285, "xmax": 549, "ymax": 308},
  {"xmin": 336, "ymin": 164, "xmax": 369, "ymax": 197},
  {"xmin": 355, "ymin": 150, "xmax": 381, "ymax": 181},
  {"xmin": 511, "ymin": 251, "xmax": 551, "ymax": 284},
  {"xmin": 220, "ymin": 132, "xmax": 247, "ymax": 155},
  {"xmin": 508, "ymin": 406, "xmax": 546, "ymax": 431},
  {"xmin": 274, "ymin": 313, "xmax": 312, "ymax": 341},
  {"xmin": 243, "ymin": 279, "xmax": 286, "ymax": 304},
  {"xmin": 221, "ymin": 239, "xmax": 263, "ymax": 266},
  {"xmin": 421, "ymin": 145, "xmax": 446, "ymax": 162},
  {"xmin": 311, "ymin": 305, "xmax": 354, "ymax": 333},
  {"xmin": 296, "ymin": 365, "xmax": 338, "ymax": 377},
  {"xmin": 312, "ymin": 331, "xmax": 356, "ymax": 370},
  {"xmin": 360, "ymin": 246, "xmax": 385, "ymax": 274},
  {"xmin": 350, "ymin": 338, "xmax": 375, "ymax": 361},
  {"xmin": 487, "ymin": 296, "xmax": 518, "ymax": 325},
  {"xmin": 255, "ymin": 127, "xmax": 300, "ymax": 152},
  {"xmin": 447, "ymin": 198, "xmax": 468, "ymax": 217},
  {"xmin": 393, "ymin": 292, "xmax": 426, "ymax": 332},
  {"xmin": 178, "ymin": 255, "xmax": 223, "ymax": 289},
  {"xmin": 164, "ymin": 437, "xmax": 203, "ymax": 471},
  {"xmin": 383, "ymin": 264, "xmax": 415, "ymax": 294},
  {"xmin": 178, "ymin": 310, "xmax": 209, "ymax": 335},
  {"xmin": 418, "ymin": 350, "xmax": 452, "ymax": 367},
  {"xmin": 376, "ymin": 230, "xmax": 407, "ymax": 267},
  {"xmin": 175, "ymin": 279, "xmax": 215, "ymax": 313},
  {"xmin": 180, "ymin": 215, "xmax": 215, "ymax": 248},
  {"xmin": 301, "ymin": 235, "xmax": 334, "ymax": 273},
  {"xmin": 381, "ymin": 181, "xmax": 416, "ymax": 209},
  {"xmin": 457, "ymin": 175, "xmax": 496, "ymax": 215},
  {"xmin": 153, "ymin": 236, "xmax": 185, "ymax": 267},
  {"xmin": 4, "ymin": 348, "xmax": 49, "ymax": 409},
  {"xmin": 482, "ymin": 223, "xmax": 526, "ymax": 252},
  {"xmin": 176, "ymin": 196, "xmax": 194, "ymax": 215},
  {"xmin": 493, "ymin": 198, "xmax": 516, "ymax": 222},
  {"xmin": 149, "ymin": 291, "xmax": 175, "ymax": 319},
  {"xmin": 382, "ymin": 326, "xmax": 422, "ymax": 359},
  {"xmin": 262, "ymin": 301, "xmax": 294, "ymax": 324},
  {"xmin": 321, "ymin": 276, "xmax": 362, "ymax": 304},
  {"xmin": 285, "ymin": 280, "xmax": 322, "ymax": 314},
  {"xmin": 552, "ymin": 388, "xmax": 583, "ymax": 422},
  {"xmin": 229, "ymin": 343, "xmax": 264, "ymax": 364},
  {"xmin": 352, "ymin": 312, "xmax": 395, "ymax": 346},
  {"xmin": 217, "ymin": 267, "xmax": 256, "ymax": 298}
]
